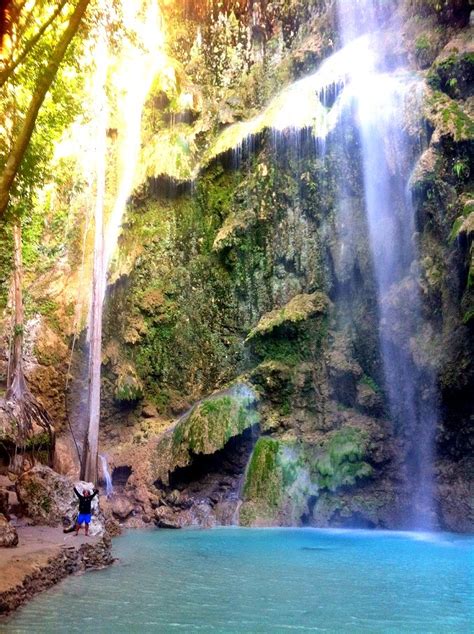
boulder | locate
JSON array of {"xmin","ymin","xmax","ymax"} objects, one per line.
[
  {"xmin": 0, "ymin": 489, "xmax": 9, "ymax": 518},
  {"xmin": 16, "ymin": 465, "xmax": 105, "ymax": 536},
  {"xmin": 0, "ymin": 513, "xmax": 18, "ymax": 547},
  {"xmin": 154, "ymin": 506, "xmax": 191, "ymax": 529},
  {"xmin": 356, "ymin": 383, "xmax": 384, "ymax": 417},
  {"xmin": 111, "ymin": 495, "xmax": 134, "ymax": 520},
  {"xmin": 142, "ymin": 403, "xmax": 158, "ymax": 418}
]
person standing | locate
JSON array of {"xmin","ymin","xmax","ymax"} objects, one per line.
[{"xmin": 73, "ymin": 486, "xmax": 98, "ymax": 536}]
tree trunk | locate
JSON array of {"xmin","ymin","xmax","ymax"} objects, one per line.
[
  {"xmin": 7, "ymin": 220, "xmax": 27, "ymax": 405},
  {"xmin": 6, "ymin": 219, "xmax": 55, "ymax": 459},
  {"xmin": 0, "ymin": 0, "xmax": 91, "ymax": 218}
]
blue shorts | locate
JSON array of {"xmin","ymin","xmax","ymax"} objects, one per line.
[{"xmin": 77, "ymin": 513, "xmax": 91, "ymax": 525}]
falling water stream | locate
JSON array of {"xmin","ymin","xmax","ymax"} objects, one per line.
[
  {"xmin": 73, "ymin": 0, "xmax": 436, "ymax": 513},
  {"xmin": 99, "ymin": 454, "xmax": 114, "ymax": 498},
  {"xmin": 219, "ymin": 1, "xmax": 436, "ymax": 527},
  {"xmin": 81, "ymin": 0, "xmax": 166, "ymax": 481},
  {"xmin": 335, "ymin": 0, "xmax": 436, "ymax": 528}
]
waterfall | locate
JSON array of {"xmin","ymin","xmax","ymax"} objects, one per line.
[
  {"xmin": 81, "ymin": 25, "xmax": 108, "ymax": 483},
  {"xmin": 81, "ymin": 0, "xmax": 166, "ymax": 482},
  {"xmin": 99, "ymin": 454, "xmax": 114, "ymax": 498},
  {"xmin": 334, "ymin": 0, "xmax": 436, "ymax": 528}
]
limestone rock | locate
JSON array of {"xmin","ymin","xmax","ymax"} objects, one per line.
[
  {"xmin": 16, "ymin": 466, "xmax": 105, "ymax": 536},
  {"xmin": 154, "ymin": 506, "xmax": 191, "ymax": 529},
  {"xmin": 111, "ymin": 496, "xmax": 134, "ymax": 520},
  {"xmin": 327, "ymin": 335, "xmax": 363, "ymax": 407},
  {"xmin": 142, "ymin": 403, "xmax": 158, "ymax": 418},
  {"xmin": 53, "ymin": 434, "xmax": 80, "ymax": 477},
  {"xmin": 0, "ymin": 514, "xmax": 18, "ymax": 548},
  {"xmin": 153, "ymin": 383, "xmax": 259, "ymax": 485},
  {"xmin": 247, "ymin": 292, "xmax": 328, "ymax": 340},
  {"xmin": 356, "ymin": 383, "xmax": 384, "ymax": 417}
]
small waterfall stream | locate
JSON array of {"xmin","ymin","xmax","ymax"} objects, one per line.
[{"xmin": 99, "ymin": 454, "xmax": 114, "ymax": 498}]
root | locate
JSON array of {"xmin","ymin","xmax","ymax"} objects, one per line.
[{"xmin": 4, "ymin": 375, "xmax": 55, "ymax": 468}]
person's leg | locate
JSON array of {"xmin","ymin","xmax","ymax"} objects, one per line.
[
  {"xmin": 85, "ymin": 520, "xmax": 89, "ymax": 536},
  {"xmin": 75, "ymin": 514, "xmax": 84, "ymax": 535}
]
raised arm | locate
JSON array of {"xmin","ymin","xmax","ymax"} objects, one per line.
[
  {"xmin": 90, "ymin": 489, "xmax": 99, "ymax": 500},
  {"xmin": 73, "ymin": 487, "xmax": 83, "ymax": 499}
]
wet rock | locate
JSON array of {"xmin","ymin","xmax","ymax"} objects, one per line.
[
  {"xmin": 142, "ymin": 514, "xmax": 152, "ymax": 523},
  {"xmin": 154, "ymin": 506, "xmax": 190, "ymax": 529},
  {"xmin": 111, "ymin": 496, "xmax": 134, "ymax": 520},
  {"xmin": 153, "ymin": 384, "xmax": 259, "ymax": 485},
  {"xmin": 356, "ymin": 383, "xmax": 384, "ymax": 417},
  {"xmin": 192, "ymin": 503, "xmax": 217, "ymax": 528},
  {"xmin": 132, "ymin": 485, "xmax": 151, "ymax": 505},
  {"xmin": 327, "ymin": 336, "xmax": 363, "ymax": 407},
  {"xmin": 213, "ymin": 500, "xmax": 239, "ymax": 525},
  {"xmin": 0, "ymin": 514, "xmax": 18, "ymax": 548}
]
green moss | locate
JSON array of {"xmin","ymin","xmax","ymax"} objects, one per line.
[
  {"xmin": 426, "ymin": 90, "xmax": 474, "ymax": 142},
  {"xmin": 247, "ymin": 292, "xmax": 328, "ymax": 340},
  {"xmin": 463, "ymin": 309, "xmax": 474, "ymax": 324},
  {"xmin": 243, "ymin": 437, "xmax": 282, "ymax": 508},
  {"xmin": 170, "ymin": 385, "xmax": 259, "ymax": 465},
  {"xmin": 360, "ymin": 374, "xmax": 380, "ymax": 393},
  {"xmin": 114, "ymin": 373, "xmax": 144, "ymax": 404},
  {"xmin": 313, "ymin": 427, "xmax": 373, "ymax": 492},
  {"xmin": 415, "ymin": 34, "xmax": 430, "ymax": 51},
  {"xmin": 25, "ymin": 432, "xmax": 51, "ymax": 449},
  {"xmin": 106, "ymin": 165, "xmax": 246, "ymax": 413}
]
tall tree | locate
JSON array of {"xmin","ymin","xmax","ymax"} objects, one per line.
[
  {"xmin": 6, "ymin": 219, "xmax": 54, "ymax": 461},
  {"xmin": 0, "ymin": 0, "xmax": 91, "ymax": 219}
]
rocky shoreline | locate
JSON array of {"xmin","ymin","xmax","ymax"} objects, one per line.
[{"xmin": 0, "ymin": 527, "xmax": 113, "ymax": 617}]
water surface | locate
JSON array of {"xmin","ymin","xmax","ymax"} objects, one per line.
[{"xmin": 3, "ymin": 528, "xmax": 473, "ymax": 633}]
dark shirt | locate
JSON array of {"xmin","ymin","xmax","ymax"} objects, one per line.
[{"xmin": 74, "ymin": 487, "xmax": 98, "ymax": 514}]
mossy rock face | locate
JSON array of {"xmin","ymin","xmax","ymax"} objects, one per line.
[
  {"xmin": 250, "ymin": 361, "xmax": 294, "ymax": 403},
  {"xmin": 114, "ymin": 371, "xmax": 144, "ymax": 404},
  {"xmin": 312, "ymin": 427, "xmax": 373, "ymax": 492},
  {"xmin": 424, "ymin": 87, "xmax": 474, "ymax": 143},
  {"xmin": 427, "ymin": 31, "xmax": 474, "ymax": 99},
  {"xmin": 246, "ymin": 292, "xmax": 329, "ymax": 369},
  {"xmin": 153, "ymin": 384, "xmax": 260, "ymax": 484},
  {"xmin": 240, "ymin": 437, "xmax": 314, "ymax": 526},
  {"xmin": 247, "ymin": 292, "xmax": 328, "ymax": 340},
  {"xmin": 172, "ymin": 385, "xmax": 260, "ymax": 458},
  {"xmin": 243, "ymin": 437, "xmax": 282, "ymax": 509}
]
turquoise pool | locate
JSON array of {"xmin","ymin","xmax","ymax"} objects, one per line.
[{"xmin": 3, "ymin": 528, "xmax": 473, "ymax": 633}]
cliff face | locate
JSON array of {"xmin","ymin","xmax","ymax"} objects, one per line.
[{"xmin": 1, "ymin": 0, "xmax": 472, "ymax": 532}]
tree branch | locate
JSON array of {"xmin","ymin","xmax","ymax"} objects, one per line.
[
  {"xmin": 0, "ymin": 0, "xmax": 91, "ymax": 219},
  {"xmin": 0, "ymin": 0, "xmax": 69, "ymax": 89}
]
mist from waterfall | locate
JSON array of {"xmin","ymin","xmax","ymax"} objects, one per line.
[{"xmin": 335, "ymin": 0, "xmax": 437, "ymax": 528}]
